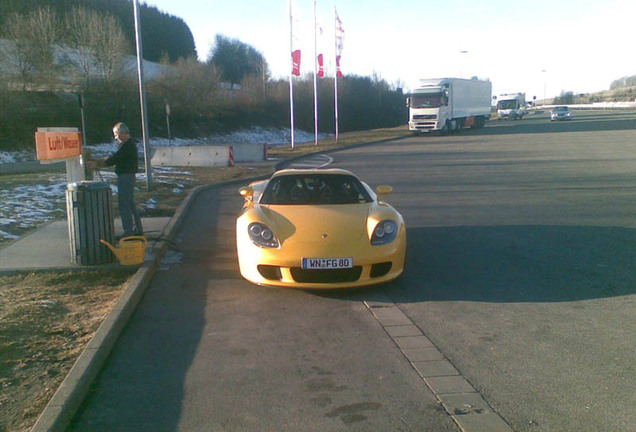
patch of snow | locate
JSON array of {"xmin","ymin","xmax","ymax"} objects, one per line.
[
  {"xmin": 0, "ymin": 149, "xmax": 33, "ymax": 164},
  {"xmin": 142, "ymin": 198, "xmax": 158, "ymax": 210},
  {"xmin": 0, "ymin": 174, "xmax": 68, "ymax": 239}
]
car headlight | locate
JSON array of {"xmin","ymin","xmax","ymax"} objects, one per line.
[
  {"xmin": 371, "ymin": 220, "xmax": 398, "ymax": 245},
  {"xmin": 248, "ymin": 222, "xmax": 279, "ymax": 248}
]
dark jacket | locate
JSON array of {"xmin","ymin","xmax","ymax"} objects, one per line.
[{"xmin": 104, "ymin": 139, "xmax": 139, "ymax": 175}]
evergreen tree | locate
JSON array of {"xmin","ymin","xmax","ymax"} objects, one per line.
[{"xmin": 208, "ymin": 35, "xmax": 269, "ymax": 88}]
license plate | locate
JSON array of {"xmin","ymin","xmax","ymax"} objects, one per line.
[{"xmin": 302, "ymin": 257, "xmax": 353, "ymax": 269}]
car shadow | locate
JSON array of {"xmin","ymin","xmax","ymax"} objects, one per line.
[
  {"xmin": 68, "ymin": 188, "xmax": 223, "ymax": 431},
  {"xmin": 314, "ymin": 225, "xmax": 636, "ymax": 304}
]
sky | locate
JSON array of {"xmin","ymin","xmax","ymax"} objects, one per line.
[{"xmin": 142, "ymin": 0, "xmax": 635, "ymax": 99}]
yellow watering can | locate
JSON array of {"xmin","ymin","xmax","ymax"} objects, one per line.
[{"xmin": 100, "ymin": 236, "xmax": 148, "ymax": 265}]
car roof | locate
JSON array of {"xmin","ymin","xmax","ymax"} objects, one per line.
[{"xmin": 271, "ymin": 168, "xmax": 357, "ymax": 178}]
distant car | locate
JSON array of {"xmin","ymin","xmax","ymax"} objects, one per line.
[
  {"xmin": 236, "ymin": 168, "xmax": 406, "ymax": 288},
  {"xmin": 551, "ymin": 106, "xmax": 572, "ymax": 121}
]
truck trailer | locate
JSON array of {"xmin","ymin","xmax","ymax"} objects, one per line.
[
  {"xmin": 496, "ymin": 92, "xmax": 526, "ymax": 119},
  {"xmin": 406, "ymin": 78, "xmax": 492, "ymax": 133}
]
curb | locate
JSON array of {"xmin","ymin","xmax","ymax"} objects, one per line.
[
  {"xmin": 0, "ymin": 160, "xmax": 65, "ymax": 175},
  {"xmin": 30, "ymin": 135, "xmax": 407, "ymax": 431}
]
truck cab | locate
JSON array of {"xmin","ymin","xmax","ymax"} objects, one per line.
[
  {"xmin": 406, "ymin": 85, "xmax": 450, "ymax": 132},
  {"xmin": 496, "ymin": 93, "xmax": 526, "ymax": 120}
]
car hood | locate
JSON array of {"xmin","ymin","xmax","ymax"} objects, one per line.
[{"xmin": 262, "ymin": 204, "xmax": 370, "ymax": 246}]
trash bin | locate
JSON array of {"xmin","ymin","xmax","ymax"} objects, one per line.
[{"xmin": 66, "ymin": 181, "xmax": 115, "ymax": 265}]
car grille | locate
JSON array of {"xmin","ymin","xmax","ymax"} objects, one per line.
[
  {"xmin": 413, "ymin": 114, "xmax": 437, "ymax": 120},
  {"xmin": 413, "ymin": 124, "xmax": 436, "ymax": 130},
  {"xmin": 258, "ymin": 265, "xmax": 283, "ymax": 281},
  {"xmin": 370, "ymin": 262, "xmax": 392, "ymax": 278},
  {"xmin": 290, "ymin": 266, "xmax": 362, "ymax": 283}
]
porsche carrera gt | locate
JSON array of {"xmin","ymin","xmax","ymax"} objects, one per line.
[{"xmin": 236, "ymin": 168, "xmax": 406, "ymax": 288}]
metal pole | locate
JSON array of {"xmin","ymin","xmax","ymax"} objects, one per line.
[
  {"xmin": 133, "ymin": 0, "xmax": 152, "ymax": 190},
  {"xmin": 78, "ymin": 93, "xmax": 89, "ymax": 178},
  {"xmin": 334, "ymin": 7, "xmax": 339, "ymax": 143},
  {"xmin": 78, "ymin": 93, "xmax": 87, "ymax": 149},
  {"xmin": 459, "ymin": 50, "xmax": 468, "ymax": 79},
  {"xmin": 542, "ymin": 70, "xmax": 547, "ymax": 106},
  {"xmin": 288, "ymin": 0, "xmax": 295, "ymax": 149},
  {"xmin": 165, "ymin": 102, "xmax": 171, "ymax": 146},
  {"xmin": 313, "ymin": 0, "xmax": 319, "ymax": 146}
]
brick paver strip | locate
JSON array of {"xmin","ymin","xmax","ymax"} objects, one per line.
[
  {"xmin": 384, "ymin": 324, "xmax": 423, "ymax": 338},
  {"xmin": 363, "ymin": 295, "xmax": 514, "ymax": 432},
  {"xmin": 425, "ymin": 375, "xmax": 477, "ymax": 394},
  {"xmin": 453, "ymin": 412, "xmax": 515, "ymax": 432},
  {"xmin": 437, "ymin": 392, "xmax": 492, "ymax": 415},
  {"xmin": 413, "ymin": 360, "xmax": 460, "ymax": 378},
  {"xmin": 402, "ymin": 346, "xmax": 446, "ymax": 362},
  {"xmin": 394, "ymin": 335, "xmax": 435, "ymax": 349},
  {"xmin": 369, "ymin": 306, "xmax": 412, "ymax": 326}
]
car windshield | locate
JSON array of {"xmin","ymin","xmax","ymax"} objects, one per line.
[
  {"xmin": 554, "ymin": 106, "xmax": 569, "ymax": 112},
  {"xmin": 260, "ymin": 174, "xmax": 373, "ymax": 205},
  {"xmin": 497, "ymin": 100, "xmax": 518, "ymax": 110},
  {"xmin": 410, "ymin": 94, "xmax": 442, "ymax": 108}
]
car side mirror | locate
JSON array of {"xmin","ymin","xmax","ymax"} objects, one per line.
[
  {"xmin": 376, "ymin": 185, "xmax": 393, "ymax": 201},
  {"xmin": 239, "ymin": 186, "xmax": 254, "ymax": 205}
]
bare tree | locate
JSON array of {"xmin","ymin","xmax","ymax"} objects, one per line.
[
  {"xmin": 63, "ymin": 7, "xmax": 129, "ymax": 85},
  {"xmin": 92, "ymin": 12, "xmax": 129, "ymax": 82},
  {"xmin": 63, "ymin": 7, "xmax": 99, "ymax": 86},
  {"xmin": 151, "ymin": 56, "xmax": 220, "ymax": 118},
  {"xmin": 3, "ymin": 7, "xmax": 59, "ymax": 89},
  {"xmin": 1, "ymin": 24, "xmax": 34, "ymax": 87}
]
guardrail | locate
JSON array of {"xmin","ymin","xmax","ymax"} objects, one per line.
[{"xmin": 538, "ymin": 102, "xmax": 636, "ymax": 110}]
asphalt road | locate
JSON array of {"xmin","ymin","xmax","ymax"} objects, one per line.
[{"xmin": 70, "ymin": 111, "xmax": 636, "ymax": 431}]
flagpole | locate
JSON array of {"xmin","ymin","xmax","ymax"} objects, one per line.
[
  {"xmin": 288, "ymin": 0, "xmax": 295, "ymax": 149},
  {"xmin": 334, "ymin": 7, "xmax": 339, "ymax": 143},
  {"xmin": 312, "ymin": 0, "xmax": 319, "ymax": 146}
]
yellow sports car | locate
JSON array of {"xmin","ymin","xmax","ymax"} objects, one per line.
[{"xmin": 236, "ymin": 168, "xmax": 406, "ymax": 288}]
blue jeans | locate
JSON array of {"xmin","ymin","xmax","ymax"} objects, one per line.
[{"xmin": 117, "ymin": 173, "xmax": 142, "ymax": 235}]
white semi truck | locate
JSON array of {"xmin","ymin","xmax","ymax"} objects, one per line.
[
  {"xmin": 406, "ymin": 78, "xmax": 492, "ymax": 133},
  {"xmin": 495, "ymin": 92, "xmax": 526, "ymax": 119}
]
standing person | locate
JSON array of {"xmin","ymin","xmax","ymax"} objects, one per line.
[{"xmin": 102, "ymin": 122, "xmax": 143, "ymax": 238}]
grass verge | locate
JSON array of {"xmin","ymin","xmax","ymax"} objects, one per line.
[{"xmin": 0, "ymin": 269, "xmax": 136, "ymax": 432}]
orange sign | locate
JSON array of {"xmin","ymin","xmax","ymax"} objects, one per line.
[{"xmin": 35, "ymin": 131, "xmax": 82, "ymax": 161}]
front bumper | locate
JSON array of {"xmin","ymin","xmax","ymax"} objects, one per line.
[
  {"xmin": 237, "ymin": 236, "xmax": 406, "ymax": 289},
  {"xmin": 409, "ymin": 114, "xmax": 439, "ymax": 132}
]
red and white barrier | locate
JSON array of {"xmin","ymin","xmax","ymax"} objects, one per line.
[{"xmin": 150, "ymin": 143, "xmax": 267, "ymax": 167}]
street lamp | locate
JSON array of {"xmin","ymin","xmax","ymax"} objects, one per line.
[
  {"xmin": 459, "ymin": 50, "xmax": 468, "ymax": 78},
  {"xmin": 541, "ymin": 69, "xmax": 547, "ymax": 106},
  {"xmin": 133, "ymin": 0, "xmax": 152, "ymax": 190}
]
